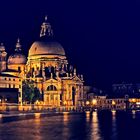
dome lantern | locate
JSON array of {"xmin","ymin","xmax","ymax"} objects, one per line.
[
  {"xmin": 0, "ymin": 43, "xmax": 5, "ymax": 52},
  {"xmin": 15, "ymin": 38, "xmax": 22, "ymax": 52},
  {"xmin": 40, "ymin": 16, "xmax": 53, "ymax": 38},
  {"xmin": 15, "ymin": 38, "xmax": 21, "ymax": 52}
]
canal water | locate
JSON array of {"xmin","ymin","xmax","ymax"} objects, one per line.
[{"xmin": 0, "ymin": 110, "xmax": 139, "ymax": 140}]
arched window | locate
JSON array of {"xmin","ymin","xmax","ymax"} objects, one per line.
[
  {"xmin": 47, "ymin": 85, "xmax": 57, "ymax": 91},
  {"xmin": 72, "ymin": 87, "xmax": 76, "ymax": 106},
  {"xmin": 18, "ymin": 66, "xmax": 21, "ymax": 72}
]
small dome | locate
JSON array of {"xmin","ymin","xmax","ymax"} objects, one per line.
[
  {"xmin": 8, "ymin": 53, "xmax": 27, "ymax": 65},
  {"xmin": 28, "ymin": 41, "xmax": 65, "ymax": 57}
]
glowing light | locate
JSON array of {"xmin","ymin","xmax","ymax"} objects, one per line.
[
  {"xmin": 132, "ymin": 110, "xmax": 136, "ymax": 119},
  {"xmin": 86, "ymin": 111, "xmax": 90, "ymax": 114},
  {"xmin": 35, "ymin": 100, "xmax": 39, "ymax": 105},
  {"xmin": 0, "ymin": 114, "xmax": 3, "ymax": 119},
  {"xmin": 112, "ymin": 100, "xmax": 116, "ymax": 105},
  {"xmin": 63, "ymin": 112, "xmax": 69, "ymax": 115},
  {"xmin": 92, "ymin": 111, "xmax": 98, "ymax": 123},
  {"xmin": 63, "ymin": 101, "xmax": 67, "ymax": 105},
  {"xmin": 63, "ymin": 112, "xmax": 69, "ymax": 123},
  {"xmin": 95, "ymin": 109, "xmax": 98, "ymax": 112},
  {"xmin": 132, "ymin": 110, "xmax": 136, "ymax": 114},
  {"xmin": 132, "ymin": 98, "xmax": 136, "ymax": 102},
  {"xmin": 34, "ymin": 113, "xmax": 41, "ymax": 119},
  {"xmin": 86, "ymin": 111, "xmax": 90, "ymax": 121},
  {"xmin": 91, "ymin": 111, "xmax": 101, "ymax": 139},
  {"xmin": 92, "ymin": 99, "xmax": 97, "ymax": 105},
  {"xmin": 111, "ymin": 110, "xmax": 116, "ymax": 116},
  {"xmin": 86, "ymin": 101, "xmax": 90, "ymax": 105}
]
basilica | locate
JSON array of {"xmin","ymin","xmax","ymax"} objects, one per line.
[{"xmin": 0, "ymin": 16, "xmax": 84, "ymax": 107}]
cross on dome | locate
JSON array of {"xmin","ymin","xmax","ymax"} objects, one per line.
[{"xmin": 15, "ymin": 38, "xmax": 22, "ymax": 52}]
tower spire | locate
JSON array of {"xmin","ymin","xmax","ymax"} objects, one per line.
[
  {"xmin": 15, "ymin": 38, "xmax": 22, "ymax": 52},
  {"xmin": 0, "ymin": 43, "xmax": 7, "ymax": 72},
  {"xmin": 40, "ymin": 16, "xmax": 53, "ymax": 38},
  {"xmin": 0, "ymin": 43, "xmax": 5, "ymax": 52}
]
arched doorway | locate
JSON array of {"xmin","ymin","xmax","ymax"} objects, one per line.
[
  {"xmin": 72, "ymin": 87, "xmax": 76, "ymax": 106},
  {"xmin": 47, "ymin": 85, "xmax": 57, "ymax": 91},
  {"xmin": 45, "ymin": 85, "xmax": 59, "ymax": 106}
]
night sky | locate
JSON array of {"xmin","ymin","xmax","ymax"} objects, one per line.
[{"xmin": 0, "ymin": 0, "xmax": 140, "ymax": 91}]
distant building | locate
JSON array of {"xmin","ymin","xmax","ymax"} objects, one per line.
[
  {"xmin": 112, "ymin": 83, "xmax": 140, "ymax": 97},
  {"xmin": 112, "ymin": 83, "xmax": 134, "ymax": 95},
  {"xmin": 0, "ymin": 16, "xmax": 84, "ymax": 107},
  {"xmin": 83, "ymin": 86, "xmax": 105, "ymax": 105},
  {"xmin": 135, "ymin": 83, "xmax": 140, "ymax": 94},
  {"xmin": 83, "ymin": 86, "xmax": 93, "ymax": 100}
]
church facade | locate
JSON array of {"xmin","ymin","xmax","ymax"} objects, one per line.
[{"xmin": 0, "ymin": 17, "xmax": 84, "ymax": 107}]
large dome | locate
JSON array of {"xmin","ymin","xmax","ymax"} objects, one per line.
[
  {"xmin": 8, "ymin": 53, "xmax": 27, "ymax": 65},
  {"xmin": 28, "ymin": 41, "xmax": 65, "ymax": 57}
]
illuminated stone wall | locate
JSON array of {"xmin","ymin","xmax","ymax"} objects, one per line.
[
  {"xmin": 0, "ymin": 75, "xmax": 22, "ymax": 104},
  {"xmin": 0, "ymin": 17, "xmax": 85, "ymax": 107}
]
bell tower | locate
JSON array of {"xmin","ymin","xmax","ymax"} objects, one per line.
[{"xmin": 0, "ymin": 43, "xmax": 7, "ymax": 72}]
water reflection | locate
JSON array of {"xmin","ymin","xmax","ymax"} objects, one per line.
[
  {"xmin": 111, "ymin": 110, "xmax": 117, "ymax": 139},
  {"xmin": 91, "ymin": 111, "xmax": 101, "ymax": 140},
  {"xmin": 34, "ymin": 113, "xmax": 41, "ymax": 119},
  {"xmin": 34, "ymin": 113, "xmax": 41, "ymax": 125},
  {"xmin": 132, "ymin": 110, "xmax": 136, "ymax": 119},
  {"xmin": 111, "ymin": 110, "xmax": 116, "ymax": 120},
  {"xmin": 63, "ymin": 112, "xmax": 69, "ymax": 124},
  {"xmin": 61, "ymin": 112, "xmax": 70, "ymax": 139},
  {"xmin": 85, "ymin": 111, "xmax": 90, "ymax": 122},
  {"xmin": 33, "ymin": 113, "xmax": 42, "ymax": 140},
  {"xmin": 0, "ymin": 111, "xmax": 140, "ymax": 140}
]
